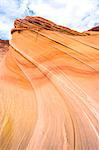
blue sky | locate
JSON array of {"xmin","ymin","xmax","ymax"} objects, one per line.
[{"xmin": 0, "ymin": 0, "xmax": 99, "ymax": 39}]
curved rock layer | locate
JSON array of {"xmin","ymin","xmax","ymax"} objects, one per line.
[{"xmin": 0, "ymin": 16, "xmax": 99, "ymax": 150}]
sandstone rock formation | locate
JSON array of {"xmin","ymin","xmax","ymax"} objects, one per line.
[
  {"xmin": 0, "ymin": 16, "xmax": 99, "ymax": 150},
  {"xmin": 0, "ymin": 40, "xmax": 9, "ymax": 61},
  {"xmin": 89, "ymin": 26, "xmax": 99, "ymax": 31}
]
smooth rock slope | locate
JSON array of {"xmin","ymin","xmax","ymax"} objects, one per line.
[{"xmin": 0, "ymin": 16, "xmax": 99, "ymax": 150}]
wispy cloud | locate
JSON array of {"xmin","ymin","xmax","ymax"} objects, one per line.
[{"xmin": 0, "ymin": 0, "xmax": 99, "ymax": 39}]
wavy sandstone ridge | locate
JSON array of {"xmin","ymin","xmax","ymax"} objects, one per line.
[{"xmin": 0, "ymin": 16, "xmax": 99, "ymax": 150}]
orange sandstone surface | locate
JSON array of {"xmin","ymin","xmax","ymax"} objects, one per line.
[{"xmin": 0, "ymin": 16, "xmax": 99, "ymax": 150}]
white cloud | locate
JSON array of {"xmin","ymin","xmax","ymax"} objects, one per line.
[{"xmin": 0, "ymin": 0, "xmax": 99, "ymax": 39}]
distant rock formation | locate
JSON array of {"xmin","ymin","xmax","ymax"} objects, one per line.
[
  {"xmin": 0, "ymin": 16, "xmax": 99, "ymax": 150},
  {"xmin": 0, "ymin": 40, "xmax": 9, "ymax": 61},
  {"xmin": 89, "ymin": 26, "xmax": 99, "ymax": 31}
]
